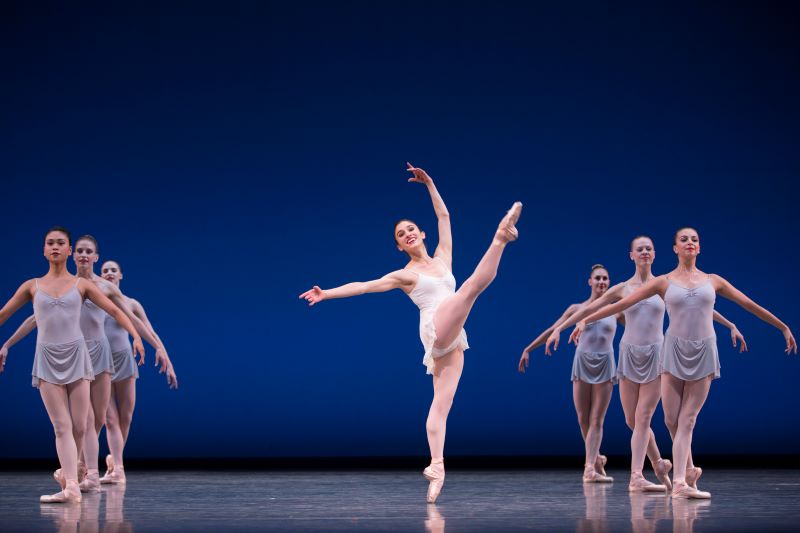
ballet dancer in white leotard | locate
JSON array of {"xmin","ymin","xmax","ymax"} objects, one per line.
[
  {"xmin": 518, "ymin": 265, "xmax": 621, "ymax": 483},
  {"xmin": 99, "ymin": 259, "xmax": 177, "ymax": 485},
  {"xmin": 300, "ymin": 163, "xmax": 522, "ymax": 503},
  {"xmin": 571, "ymin": 227, "xmax": 796, "ymax": 499},
  {"xmin": 0, "ymin": 227, "xmax": 144, "ymax": 503},
  {"xmin": 1, "ymin": 236, "xmax": 172, "ymax": 491},
  {"xmin": 543, "ymin": 236, "xmax": 745, "ymax": 492}
]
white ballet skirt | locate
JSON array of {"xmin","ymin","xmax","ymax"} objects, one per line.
[{"xmin": 407, "ymin": 261, "xmax": 469, "ymax": 374}]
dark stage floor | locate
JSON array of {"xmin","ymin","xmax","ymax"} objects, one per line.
[{"xmin": 1, "ymin": 469, "xmax": 799, "ymax": 532}]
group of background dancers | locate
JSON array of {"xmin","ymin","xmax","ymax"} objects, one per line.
[
  {"xmin": 0, "ymin": 230, "xmax": 177, "ymax": 503},
  {"xmin": 301, "ymin": 163, "xmax": 796, "ymax": 503}
]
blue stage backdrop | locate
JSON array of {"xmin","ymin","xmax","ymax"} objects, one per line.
[{"xmin": 1, "ymin": 2, "xmax": 798, "ymax": 458}]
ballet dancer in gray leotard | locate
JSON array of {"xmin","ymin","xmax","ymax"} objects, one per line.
[
  {"xmin": 546, "ymin": 235, "xmax": 745, "ymax": 492},
  {"xmin": 572, "ymin": 227, "xmax": 796, "ymax": 499},
  {"xmin": 0, "ymin": 227, "xmax": 144, "ymax": 503},
  {"xmin": 519, "ymin": 264, "xmax": 621, "ymax": 483}
]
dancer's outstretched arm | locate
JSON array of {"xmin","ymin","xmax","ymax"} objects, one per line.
[
  {"xmin": 82, "ymin": 282, "xmax": 146, "ymax": 362},
  {"xmin": 518, "ymin": 303, "xmax": 583, "ymax": 373},
  {"xmin": 544, "ymin": 283, "xmax": 626, "ymax": 354},
  {"xmin": 0, "ymin": 280, "xmax": 34, "ymax": 328},
  {"xmin": 0, "ymin": 315, "xmax": 36, "ymax": 373},
  {"xmin": 711, "ymin": 275, "xmax": 797, "ymax": 354},
  {"xmin": 407, "ymin": 163, "xmax": 452, "ymax": 268},
  {"xmin": 99, "ymin": 278, "xmax": 163, "ymax": 358},
  {"xmin": 569, "ymin": 277, "xmax": 668, "ymax": 344},
  {"xmin": 712, "ymin": 310, "xmax": 748, "ymax": 352},
  {"xmin": 127, "ymin": 297, "xmax": 178, "ymax": 389},
  {"xmin": 300, "ymin": 270, "xmax": 418, "ymax": 306}
]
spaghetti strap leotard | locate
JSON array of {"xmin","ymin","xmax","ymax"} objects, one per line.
[
  {"xmin": 407, "ymin": 258, "xmax": 469, "ymax": 375},
  {"xmin": 572, "ymin": 315, "xmax": 617, "ymax": 384},
  {"xmin": 105, "ymin": 313, "xmax": 139, "ymax": 382},
  {"xmin": 80, "ymin": 298, "xmax": 115, "ymax": 376},
  {"xmin": 661, "ymin": 277, "xmax": 720, "ymax": 381},
  {"xmin": 617, "ymin": 283, "xmax": 666, "ymax": 384},
  {"xmin": 31, "ymin": 278, "xmax": 94, "ymax": 388}
]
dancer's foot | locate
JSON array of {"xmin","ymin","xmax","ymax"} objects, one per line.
[
  {"xmin": 105, "ymin": 454, "xmax": 115, "ymax": 475},
  {"xmin": 77, "ymin": 461, "xmax": 88, "ymax": 483},
  {"xmin": 423, "ymin": 459, "xmax": 445, "ymax": 503},
  {"xmin": 100, "ymin": 465, "xmax": 126, "ymax": 485},
  {"xmin": 494, "ymin": 202, "xmax": 522, "ymax": 244},
  {"xmin": 628, "ymin": 472, "xmax": 666, "ymax": 493},
  {"xmin": 595, "ymin": 454, "xmax": 608, "ymax": 476},
  {"xmin": 672, "ymin": 480, "xmax": 710, "ymax": 499},
  {"xmin": 583, "ymin": 466, "xmax": 613, "ymax": 483},
  {"xmin": 653, "ymin": 459, "xmax": 673, "ymax": 491},
  {"xmin": 52, "ymin": 469, "xmax": 66, "ymax": 490},
  {"xmin": 40, "ymin": 480, "xmax": 82, "ymax": 504},
  {"xmin": 79, "ymin": 469, "xmax": 100, "ymax": 493},
  {"xmin": 686, "ymin": 466, "xmax": 702, "ymax": 490}
]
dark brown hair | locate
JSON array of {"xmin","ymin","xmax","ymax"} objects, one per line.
[
  {"xmin": 102, "ymin": 260, "xmax": 122, "ymax": 273},
  {"xmin": 673, "ymin": 227, "xmax": 699, "ymax": 245},
  {"xmin": 44, "ymin": 226, "xmax": 71, "ymax": 245},
  {"xmin": 76, "ymin": 234, "xmax": 99, "ymax": 253}
]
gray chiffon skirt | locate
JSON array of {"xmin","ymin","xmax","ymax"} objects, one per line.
[
  {"xmin": 86, "ymin": 337, "xmax": 114, "ymax": 376},
  {"xmin": 111, "ymin": 347, "xmax": 139, "ymax": 382},
  {"xmin": 617, "ymin": 341, "xmax": 661, "ymax": 384},
  {"xmin": 571, "ymin": 350, "xmax": 617, "ymax": 384},
  {"xmin": 660, "ymin": 334, "xmax": 720, "ymax": 381},
  {"xmin": 32, "ymin": 338, "xmax": 94, "ymax": 388}
]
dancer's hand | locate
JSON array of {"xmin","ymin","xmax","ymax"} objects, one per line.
[
  {"xmin": 155, "ymin": 348, "xmax": 169, "ymax": 373},
  {"xmin": 133, "ymin": 337, "xmax": 145, "ymax": 366},
  {"xmin": 0, "ymin": 345, "xmax": 7, "ymax": 373},
  {"xmin": 299, "ymin": 286, "xmax": 326, "ymax": 306},
  {"xmin": 165, "ymin": 362, "xmax": 178, "ymax": 390},
  {"xmin": 568, "ymin": 321, "xmax": 586, "ymax": 345},
  {"xmin": 544, "ymin": 329, "xmax": 560, "ymax": 356},
  {"xmin": 406, "ymin": 162, "xmax": 432, "ymax": 185},
  {"xmin": 518, "ymin": 350, "xmax": 530, "ymax": 373},
  {"xmin": 730, "ymin": 326, "xmax": 748, "ymax": 353},
  {"xmin": 783, "ymin": 326, "xmax": 798, "ymax": 355}
]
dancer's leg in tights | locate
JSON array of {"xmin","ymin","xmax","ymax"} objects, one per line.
[
  {"xmin": 40, "ymin": 380, "xmax": 90, "ymax": 483},
  {"xmin": 619, "ymin": 378, "xmax": 663, "ymax": 473},
  {"xmin": 427, "ymin": 349, "xmax": 464, "ymax": 460},
  {"xmin": 105, "ymin": 378, "xmax": 136, "ymax": 469},
  {"xmin": 661, "ymin": 373, "xmax": 712, "ymax": 482},
  {"xmin": 573, "ymin": 380, "xmax": 613, "ymax": 471},
  {"xmin": 84, "ymin": 372, "xmax": 111, "ymax": 472}
]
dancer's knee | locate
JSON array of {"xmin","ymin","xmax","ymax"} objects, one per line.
[
  {"xmin": 635, "ymin": 408, "xmax": 654, "ymax": 428},
  {"xmin": 52, "ymin": 417, "xmax": 73, "ymax": 440},
  {"xmin": 624, "ymin": 414, "xmax": 636, "ymax": 430},
  {"xmin": 678, "ymin": 412, "xmax": 698, "ymax": 433}
]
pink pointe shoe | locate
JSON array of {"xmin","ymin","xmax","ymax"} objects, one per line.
[
  {"xmin": 628, "ymin": 472, "xmax": 667, "ymax": 493},
  {"xmin": 100, "ymin": 465, "xmax": 126, "ymax": 485},
  {"xmin": 495, "ymin": 202, "xmax": 523, "ymax": 243},
  {"xmin": 423, "ymin": 459, "xmax": 445, "ymax": 503},
  {"xmin": 583, "ymin": 465, "xmax": 613, "ymax": 484},
  {"xmin": 653, "ymin": 459, "xmax": 673, "ymax": 491},
  {"xmin": 79, "ymin": 469, "xmax": 100, "ymax": 493},
  {"xmin": 53, "ymin": 469, "xmax": 66, "ymax": 490},
  {"xmin": 40, "ymin": 479, "xmax": 82, "ymax": 504},
  {"xmin": 686, "ymin": 466, "xmax": 703, "ymax": 490},
  {"xmin": 595, "ymin": 454, "xmax": 609, "ymax": 477},
  {"xmin": 672, "ymin": 480, "xmax": 711, "ymax": 499}
]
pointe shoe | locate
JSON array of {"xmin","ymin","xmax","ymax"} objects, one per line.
[
  {"xmin": 595, "ymin": 454, "xmax": 608, "ymax": 476},
  {"xmin": 672, "ymin": 480, "xmax": 710, "ymax": 499},
  {"xmin": 77, "ymin": 461, "xmax": 88, "ymax": 483},
  {"xmin": 653, "ymin": 459, "xmax": 673, "ymax": 491},
  {"xmin": 583, "ymin": 467, "xmax": 613, "ymax": 484},
  {"xmin": 40, "ymin": 480, "xmax": 82, "ymax": 504},
  {"xmin": 686, "ymin": 466, "xmax": 702, "ymax": 490},
  {"xmin": 79, "ymin": 469, "xmax": 100, "ymax": 493},
  {"xmin": 100, "ymin": 465, "xmax": 126, "ymax": 485},
  {"xmin": 105, "ymin": 454, "xmax": 115, "ymax": 475},
  {"xmin": 495, "ymin": 202, "xmax": 523, "ymax": 243},
  {"xmin": 628, "ymin": 472, "xmax": 667, "ymax": 493},
  {"xmin": 53, "ymin": 469, "xmax": 66, "ymax": 490},
  {"xmin": 423, "ymin": 460, "xmax": 445, "ymax": 503}
]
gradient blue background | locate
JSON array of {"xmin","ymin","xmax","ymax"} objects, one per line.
[{"xmin": 1, "ymin": 1, "xmax": 798, "ymax": 458}]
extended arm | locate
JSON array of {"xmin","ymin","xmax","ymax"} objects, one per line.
[
  {"xmin": 518, "ymin": 303, "xmax": 581, "ymax": 373},
  {"xmin": 0, "ymin": 280, "xmax": 33, "ymax": 328},
  {"xmin": 105, "ymin": 283, "xmax": 162, "ymax": 352},
  {"xmin": 714, "ymin": 275, "xmax": 796, "ymax": 354},
  {"xmin": 544, "ymin": 284, "xmax": 625, "ymax": 354},
  {"xmin": 130, "ymin": 298, "xmax": 178, "ymax": 389},
  {"xmin": 407, "ymin": 163, "xmax": 452, "ymax": 266},
  {"xmin": 0, "ymin": 314, "xmax": 37, "ymax": 373},
  {"xmin": 83, "ymin": 282, "xmax": 146, "ymax": 362},
  {"xmin": 712, "ymin": 310, "xmax": 748, "ymax": 352},
  {"xmin": 300, "ymin": 270, "xmax": 414, "ymax": 306}
]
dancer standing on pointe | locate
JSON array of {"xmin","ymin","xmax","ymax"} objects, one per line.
[
  {"xmin": 0, "ymin": 227, "xmax": 144, "ymax": 503},
  {"xmin": 542, "ymin": 235, "xmax": 746, "ymax": 492},
  {"xmin": 519, "ymin": 265, "xmax": 620, "ymax": 483},
  {"xmin": 569, "ymin": 227, "xmax": 796, "ymax": 499},
  {"xmin": 99, "ymin": 259, "xmax": 177, "ymax": 485},
  {"xmin": 300, "ymin": 163, "xmax": 522, "ymax": 503}
]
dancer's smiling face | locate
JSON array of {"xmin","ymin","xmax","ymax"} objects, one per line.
[
  {"xmin": 101, "ymin": 261, "xmax": 123, "ymax": 286},
  {"xmin": 589, "ymin": 267, "xmax": 610, "ymax": 295},
  {"xmin": 43, "ymin": 230, "xmax": 71, "ymax": 264},
  {"xmin": 630, "ymin": 236, "xmax": 655, "ymax": 266},
  {"xmin": 394, "ymin": 220, "xmax": 426, "ymax": 254},
  {"xmin": 74, "ymin": 238, "xmax": 99, "ymax": 271},
  {"xmin": 673, "ymin": 227, "xmax": 700, "ymax": 258}
]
